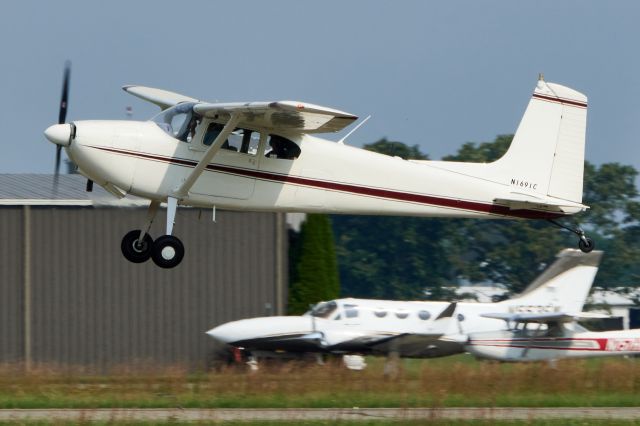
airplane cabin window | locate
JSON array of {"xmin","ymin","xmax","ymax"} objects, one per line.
[
  {"xmin": 239, "ymin": 129, "xmax": 260, "ymax": 155},
  {"xmin": 395, "ymin": 310, "xmax": 409, "ymax": 319},
  {"xmin": 457, "ymin": 313, "xmax": 465, "ymax": 322},
  {"xmin": 374, "ymin": 309, "xmax": 387, "ymax": 318},
  {"xmin": 203, "ymin": 125, "xmax": 259, "ymax": 155},
  {"xmin": 418, "ymin": 310, "xmax": 431, "ymax": 321},
  {"xmin": 344, "ymin": 304, "xmax": 359, "ymax": 319},
  {"xmin": 265, "ymin": 135, "xmax": 301, "ymax": 160}
]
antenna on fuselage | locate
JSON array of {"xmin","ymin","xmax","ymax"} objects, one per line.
[{"xmin": 337, "ymin": 115, "xmax": 371, "ymax": 145}]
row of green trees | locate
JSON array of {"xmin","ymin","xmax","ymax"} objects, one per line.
[{"xmin": 289, "ymin": 135, "xmax": 640, "ymax": 311}]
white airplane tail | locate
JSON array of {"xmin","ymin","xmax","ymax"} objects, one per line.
[
  {"xmin": 501, "ymin": 248, "xmax": 602, "ymax": 313},
  {"xmin": 492, "ymin": 78, "xmax": 588, "ymax": 204}
]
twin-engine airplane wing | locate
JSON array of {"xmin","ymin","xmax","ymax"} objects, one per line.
[
  {"xmin": 123, "ymin": 85, "xmax": 358, "ymax": 133},
  {"xmin": 356, "ymin": 302, "xmax": 458, "ymax": 356},
  {"xmin": 481, "ymin": 311, "xmax": 609, "ymax": 324}
]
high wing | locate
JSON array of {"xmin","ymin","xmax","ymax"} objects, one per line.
[
  {"xmin": 123, "ymin": 85, "xmax": 358, "ymax": 133},
  {"xmin": 193, "ymin": 101, "xmax": 358, "ymax": 134},
  {"xmin": 122, "ymin": 85, "xmax": 199, "ymax": 110},
  {"xmin": 481, "ymin": 311, "xmax": 609, "ymax": 324}
]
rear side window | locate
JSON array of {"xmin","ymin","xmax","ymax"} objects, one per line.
[{"xmin": 265, "ymin": 135, "xmax": 301, "ymax": 160}]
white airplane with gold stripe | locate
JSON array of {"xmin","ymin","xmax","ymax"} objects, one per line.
[{"xmin": 44, "ymin": 63, "xmax": 593, "ymax": 268}]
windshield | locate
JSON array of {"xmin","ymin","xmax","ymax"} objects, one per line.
[
  {"xmin": 151, "ymin": 102, "xmax": 199, "ymax": 141},
  {"xmin": 308, "ymin": 301, "xmax": 338, "ymax": 318}
]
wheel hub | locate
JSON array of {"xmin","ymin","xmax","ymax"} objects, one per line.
[
  {"xmin": 133, "ymin": 240, "xmax": 146, "ymax": 253},
  {"xmin": 161, "ymin": 245, "xmax": 176, "ymax": 260}
]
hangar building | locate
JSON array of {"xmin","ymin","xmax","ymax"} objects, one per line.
[{"xmin": 0, "ymin": 174, "xmax": 287, "ymax": 370}]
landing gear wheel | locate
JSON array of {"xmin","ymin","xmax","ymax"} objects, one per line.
[
  {"xmin": 151, "ymin": 235, "xmax": 185, "ymax": 269},
  {"xmin": 121, "ymin": 230, "xmax": 154, "ymax": 263},
  {"xmin": 547, "ymin": 219, "xmax": 595, "ymax": 254},
  {"xmin": 578, "ymin": 237, "xmax": 595, "ymax": 253}
]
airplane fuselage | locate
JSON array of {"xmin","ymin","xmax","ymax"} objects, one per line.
[
  {"xmin": 65, "ymin": 119, "xmax": 574, "ymax": 220},
  {"xmin": 466, "ymin": 328, "xmax": 640, "ymax": 361}
]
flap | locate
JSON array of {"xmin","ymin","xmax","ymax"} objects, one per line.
[
  {"xmin": 193, "ymin": 100, "xmax": 358, "ymax": 133},
  {"xmin": 122, "ymin": 85, "xmax": 199, "ymax": 110}
]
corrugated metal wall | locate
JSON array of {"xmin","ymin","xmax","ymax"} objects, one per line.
[{"xmin": 0, "ymin": 206, "xmax": 286, "ymax": 369}]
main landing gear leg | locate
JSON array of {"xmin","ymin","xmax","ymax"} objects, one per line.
[
  {"xmin": 547, "ymin": 219, "xmax": 595, "ymax": 253},
  {"xmin": 121, "ymin": 200, "xmax": 160, "ymax": 263},
  {"xmin": 150, "ymin": 196, "xmax": 185, "ymax": 269}
]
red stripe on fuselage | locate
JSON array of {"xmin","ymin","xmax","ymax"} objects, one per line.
[
  {"xmin": 532, "ymin": 93, "xmax": 587, "ymax": 108},
  {"xmin": 87, "ymin": 145, "xmax": 565, "ymax": 220},
  {"xmin": 468, "ymin": 337, "xmax": 607, "ymax": 352}
]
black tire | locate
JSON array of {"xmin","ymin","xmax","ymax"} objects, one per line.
[
  {"xmin": 578, "ymin": 237, "xmax": 595, "ymax": 253},
  {"xmin": 151, "ymin": 235, "xmax": 185, "ymax": 269},
  {"xmin": 121, "ymin": 230, "xmax": 153, "ymax": 263}
]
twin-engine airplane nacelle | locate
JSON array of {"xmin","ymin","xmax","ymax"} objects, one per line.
[{"xmin": 45, "ymin": 63, "xmax": 594, "ymax": 268}]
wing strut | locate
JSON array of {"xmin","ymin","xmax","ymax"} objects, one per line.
[{"xmin": 163, "ymin": 113, "xmax": 240, "ymax": 236}]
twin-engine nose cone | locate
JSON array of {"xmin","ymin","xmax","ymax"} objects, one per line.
[{"xmin": 44, "ymin": 123, "xmax": 73, "ymax": 147}]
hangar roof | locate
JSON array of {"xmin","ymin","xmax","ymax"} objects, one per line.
[{"xmin": 0, "ymin": 174, "xmax": 145, "ymax": 206}]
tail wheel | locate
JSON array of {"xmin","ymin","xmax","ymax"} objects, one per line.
[
  {"xmin": 151, "ymin": 235, "xmax": 185, "ymax": 269},
  {"xmin": 578, "ymin": 237, "xmax": 595, "ymax": 253},
  {"xmin": 121, "ymin": 230, "xmax": 153, "ymax": 263}
]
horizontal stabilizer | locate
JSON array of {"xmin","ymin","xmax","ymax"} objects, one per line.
[
  {"xmin": 481, "ymin": 311, "xmax": 609, "ymax": 324},
  {"xmin": 494, "ymin": 193, "xmax": 587, "ymax": 212},
  {"xmin": 122, "ymin": 85, "xmax": 199, "ymax": 110}
]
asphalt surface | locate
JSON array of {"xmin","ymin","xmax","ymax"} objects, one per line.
[{"xmin": 1, "ymin": 408, "xmax": 640, "ymax": 421}]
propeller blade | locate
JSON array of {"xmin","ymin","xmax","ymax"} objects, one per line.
[
  {"xmin": 53, "ymin": 61, "xmax": 71, "ymax": 194},
  {"xmin": 58, "ymin": 61, "xmax": 71, "ymax": 125},
  {"xmin": 86, "ymin": 179, "xmax": 94, "ymax": 192},
  {"xmin": 53, "ymin": 145, "xmax": 62, "ymax": 193}
]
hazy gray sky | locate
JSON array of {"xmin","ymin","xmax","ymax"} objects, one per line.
[{"xmin": 1, "ymin": 1, "xmax": 638, "ymax": 173}]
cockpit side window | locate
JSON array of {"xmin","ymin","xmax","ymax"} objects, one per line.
[
  {"xmin": 203, "ymin": 125, "xmax": 260, "ymax": 155},
  {"xmin": 203, "ymin": 123, "xmax": 225, "ymax": 147},
  {"xmin": 265, "ymin": 135, "xmax": 301, "ymax": 160}
]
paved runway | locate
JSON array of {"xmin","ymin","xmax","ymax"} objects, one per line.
[{"xmin": 1, "ymin": 407, "xmax": 640, "ymax": 422}]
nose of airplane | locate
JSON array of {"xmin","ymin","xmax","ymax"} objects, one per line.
[
  {"xmin": 206, "ymin": 322, "xmax": 241, "ymax": 344},
  {"xmin": 44, "ymin": 123, "xmax": 73, "ymax": 147}
]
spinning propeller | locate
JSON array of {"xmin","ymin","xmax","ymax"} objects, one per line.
[
  {"xmin": 45, "ymin": 61, "xmax": 93, "ymax": 192},
  {"xmin": 54, "ymin": 61, "xmax": 71, "ymax": 186}
]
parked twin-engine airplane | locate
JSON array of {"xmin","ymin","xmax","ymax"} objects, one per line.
[
  {"xmin": 206, "ymin": 249, "xmax": 601, "ymax": 365},
  {"xmin": 465, "ymin": 311, "xmax": 640, "ymax": 362},
  {"xmin": 44, "ymin": 64, "xmax": 593, "ymax": 268}
]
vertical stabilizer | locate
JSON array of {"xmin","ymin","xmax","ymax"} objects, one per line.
[
  {"xmin": 504, "ymin": 249, "xmax": 602, "ymax": 313},
  {"xmin": 492, "ymin": 79, "xmax": 588, "ymax": 204}
]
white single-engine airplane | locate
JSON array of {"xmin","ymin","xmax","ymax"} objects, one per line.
[
  {"xmin": 206, "ymin": 249, "xmax": 601, "ymax": 365},
  {"xmin": 44, "ymin": 64, "xmax": 593, "ymax": 268},
  {"xmin": 465, "ymin": 312, "xmax": 640, "ymax": 362}
]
